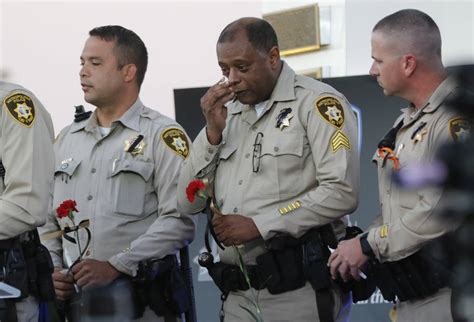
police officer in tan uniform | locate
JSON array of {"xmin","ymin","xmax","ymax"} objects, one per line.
[
  {"xmin": 0, "ymin": 82, "xmax": 55, "ymax": 321},
  {"xmin": 178, "ymin": 18, "xmax": 359, "ymax": 322},
  {"xmin": 39, "ymin": 26, "xmax": 195, "ymax": 321},
  {"xmin": 329, "ymin": 9, "xmax": 469, "ymax": 322}
]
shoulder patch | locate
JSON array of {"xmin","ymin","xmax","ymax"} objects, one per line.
[
  {"xmin": 315, "ymin": 96, "xmax": 345, "ymax": 129},
  {"xmin": 449, "ymin": 117, "xmax": 470, "ymax": 142},
  {"xmin": 161, "ymin": 128, "xmax": 189, "ymax": 159},
  {"xmin": 3, "ymin": 93, "xmax": 36, "ymax": 127}
]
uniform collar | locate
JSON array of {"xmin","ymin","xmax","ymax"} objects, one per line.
[
  {"xmin": 423, "ymin": 76, "xmax": 457, "ymax": 113},
  {"xmin": 70, "ymin": 98, "xmax": 143, "ymax": 133},
  {"xmin": 400, "ymin": 76, "xmax": 457, "ymax": 124},
  {"xmin": 229, "ymin": 61, "xmax": 296, "ymax": 116}
]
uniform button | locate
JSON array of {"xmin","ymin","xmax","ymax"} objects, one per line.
[
  {"xmin": 208, "ymin": 148, "xmax": 214, "ymax": 154},
  {"xmin": 85, "ymin": 250, "xmax": 91, "ymax": 256},
  {"xmin": 87, "ymin": 195, "xmax": 93, "ymax": 201},
  {"xmin": 251, "ymin": 126, "xmax": 257, "ymax": 131},
  {"xmin": 233, "ymin": 207, "xmax": 238, "ymax": 213},
  {"xmin": 238, "ymin": 180, "xmax": 243, "ymax": 185},
  {"xmin": 91, "ymin": 168, "xmax": 96, "ymax": 173},
  {"xmin": 245, "ymin": 153, "xmax": 250, "ymax": 158},
  {"xmin": 205, "ymin": 157, "xmax": 210, "ymax": 162},
  {"xmin": 274, "ymin": 147, "xmax": 279, "ymax": 152}
]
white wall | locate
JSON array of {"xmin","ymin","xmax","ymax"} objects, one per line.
[
  {"xmin": 1, "ymin": 0, "xmax": 473, "ymax": 134},
  {"xmin": 345, "ymin": 0, "xmax": 474, "ymax": 76},
  {"xmin": 263, "ymin": 0, "xmax": 347, "ymax": 77},
  {"xmin": 1, "ymin": 0, "xmax": 262, "ymax": 133}
]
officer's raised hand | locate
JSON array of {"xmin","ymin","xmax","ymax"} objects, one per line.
[
  {"xmin": 200, "ymin": 78, "xmax": 236, "ymax": 145},
  {"xmin": 72, "ymin": 259, "xmax": 121, "ymax": 290}
]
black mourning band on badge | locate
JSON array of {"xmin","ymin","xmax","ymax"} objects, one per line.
[{"xmin": 127, "ymin": 135, "xmax": 144, "ymax": 153}]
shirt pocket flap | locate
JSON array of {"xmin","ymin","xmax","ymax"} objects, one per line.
[
  {"xmin": 261, "ymin": 133, "xmax": 304, "ymax": 157},
  {"xmin": 55, "ymin": 159, "xmax": 81, "ymax": 176},
  {"xmin": 108, "ymin": 159, "xmax": 154, "ymax": 182},
  {"xmin": 218, "ymin": 145, "xmax": 238, "ymax": 161}
]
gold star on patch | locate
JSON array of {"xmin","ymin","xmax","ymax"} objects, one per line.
[
  {"xmin": 3, "ymin": 93, "xmax": 36, "ymax": 127},
  {"xmin": 455, "ymin": 128, "xmax": 470, "ymax": 142},
  {"xmin": 161, "ymin": 128, "xmax": 189, "ymax": 158},
  {"xmin": 325, "ymin": 105, "xmax": 342, "ymax": 123},
  {"xmin": 172, "ymin": 137, "xmax": 187, "ymax": 154},
  {"xmin": 315, "ymin": 96, "xmax": 345, "ymax": 129},
  {"xmin": 449, "ymin": 117, "xmax": 471, "ymax": 143}
]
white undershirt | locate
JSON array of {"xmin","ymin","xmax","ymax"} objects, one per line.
[
  {"xmin": 99, "ymin": 127, "xmax": 111, "ymax": 137},
  {"xmin": 254, "ymin": 100, "xmax": 268, "ymax": 118}
]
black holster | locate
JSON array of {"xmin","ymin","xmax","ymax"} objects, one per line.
[
  {"xmin": 0, "ymin": 229, "xmax": 55, "ymax": 301},
  {"xmin": 336, "ymin": 226, "xmax": 377, "ymax": 302},
  {"xmin": 132, "ymin": 255, "xmax": 191, "ymax": 319},
  {"xmin": 203, "ymin": 225, "xmax": 337, "ymax": 295},
  {"xmin": 373, "ymin": 246, "xmax": 452, "ymax": 302}
]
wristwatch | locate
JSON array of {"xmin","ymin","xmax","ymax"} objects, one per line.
[{"xmin": 359, "ymin": 233, "xmax": 375, "ymax": 258}]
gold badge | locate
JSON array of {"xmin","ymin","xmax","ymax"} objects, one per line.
[
  {"xmin": 124, "ymin": 135, "xmax": 145, "ymax": 156},
  {"xmin": 279, "ymin": 200, "xmax": 301, "ymax": 216},
  {"xmin": 3, "ymin": 93, "xmax": 36, "ymax": 127},
  {"xmin": 449, "ymin": 117, "xmax": 470, "ymax": 142},
  {"xmin": 379, "ymin": 225, "xmax": 389, "ymax": 238},
  {"xmin": 413, "ymin": 129, "xmax": 427, "ymax": 144},
  {"xmin": 331, "ymin": 130, "xmax": 351, "ymax": 152},
  {"xmin": 316, "ymin": 96, "xmax": 345, "ymax": 129},
  {"xmin": 161, "ymin": 128, "xmax": 189, "ymax": 159},
  {"xmin": 276, "ymin": 108, "xmax": 294, "ymax": 130}
]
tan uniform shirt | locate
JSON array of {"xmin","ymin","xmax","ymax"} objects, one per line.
[
  {"xmin": 40, "ymin": 99, "xmax": 195, "ymax": 276},
  {"xmin": 368, "ymin": 77, "xmax": 467, "ymax": 262},
  {"xmin": 178, "ymin": 62, "xmax": 359, "ymax": 265},
  {"xmin": 0, "ymin": 81, "xmax": 54, "ymax": 238}
]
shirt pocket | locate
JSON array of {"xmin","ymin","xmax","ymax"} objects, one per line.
[
  {"xmin": 54, "ymin": 159, "xmax": 81, "ymax": 180},
  {"xmin": 257, "ymin": 132, "xmax": 304, "ymax": 198},
  {"xmin": 107, "ymin": 159, "xmax": 154, "ymax": 216},
  {"xmin": 218, "ymin": 144, "xmax": 238, "ymax": 162}
]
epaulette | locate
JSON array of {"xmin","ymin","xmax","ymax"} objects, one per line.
[{"xmin": 74, "ymin": 105, "xmax": 92, "ymax": 122}]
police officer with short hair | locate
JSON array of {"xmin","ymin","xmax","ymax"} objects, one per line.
[
  {"xmin": 39, "ymin": 25, "xmax": 195, "ymax": 321},
  {"xmin": 0, "ymin": 81, "xmax": 55, "ymax": 321},
  {"xmin": 178, "ymin": 17, "xmax": 359, "ymax": 322},
  {"xmin": 329, "ymin": 9, "xmax": 470, "ymax": 322}
]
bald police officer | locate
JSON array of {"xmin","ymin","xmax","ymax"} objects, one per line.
[
  {"xmin": 178, "ymin": 18, "xmax": 359, "ymax": 322},
  {"xmin": 0, "ymin": 82, "xmax": 55, "ymax": 321},
  {"xmin": 39, "ymin": 26, "xmax": 195, "ymax": 321},
  {"xmin": 329, "ymin": 9, "xmax": 469, "ymax": 322}
]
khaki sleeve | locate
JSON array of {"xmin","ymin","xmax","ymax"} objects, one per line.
[
  {"xmin": 0, "ymin": 91, "xmax": 54, "ymax": 238},
  {"xmin": 109, "ymin": 126, "xmax": 196, "ymax": 276},
  {"xmin": 253, "ymin": 94, "xmax": 360, "ymax": 239},
  {"xmin": 177, "ymin": 127, "xmax": 221, "ymax": 215}
]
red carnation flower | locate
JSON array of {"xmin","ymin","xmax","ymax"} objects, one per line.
[
  {"xmin": 186, "ymin": 180, "xmax": 206, "ymax": 203},
  {"xmin": 56, "ymin": 199, "xmax": 78, "ymax": 219}
]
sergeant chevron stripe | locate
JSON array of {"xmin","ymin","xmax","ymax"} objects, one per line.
[{"xmin": 331, "ymin": 130, "xmax": 351, "ymax": 152}]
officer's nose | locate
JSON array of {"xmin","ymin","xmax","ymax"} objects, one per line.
[
  {"xmin": 79, "ymin": 63, "xmax": 89, "ymax": 78},
  {"xmin": 369, "ymin": 62, "xmax": 378, "ymax": 77},
  {"xmin": 228, "ymin": 68, "xmax": 240, "ymax": 85}
]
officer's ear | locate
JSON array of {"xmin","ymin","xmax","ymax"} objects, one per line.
[
  {"xmin": 122, "ymin": 64, "xmax": 138, "ymax": 84},
  {"xmin": 402, "ymin": 54, "xmax": 417, "ymax": 77},
  {"xmin": 268, "ymin": 46, "xmax": 280, "ymax": 70}
]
